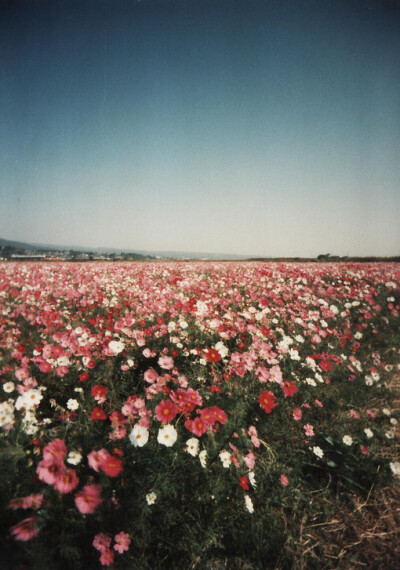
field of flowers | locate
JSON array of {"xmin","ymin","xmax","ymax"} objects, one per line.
[{"xmin": 1, "ymin": 261, "xmax": 399, "ymax": 569}]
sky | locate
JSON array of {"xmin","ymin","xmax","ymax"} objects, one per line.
[{"xmin": 1, "ymin": 0, "xmax": 400, "ymax": 257}]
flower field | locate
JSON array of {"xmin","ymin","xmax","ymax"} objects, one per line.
[{"xmin": 1, "ymin": 261, "xmax": 399, "ymax": 569}]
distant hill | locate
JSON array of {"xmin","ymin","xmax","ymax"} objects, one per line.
[{"xmin": 0, "ymin": 237, "xmax": 252, "ymax": 260}]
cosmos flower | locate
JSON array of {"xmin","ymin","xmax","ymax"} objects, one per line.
[
  {"xmin": 185, "ymin": 437, "xmax": 200, "ymax": 457},
  {"xmin": 74, "ymin": 484, "xmax": 103, "ymax": 514},
  {"xmin": 258, "ymin": 390, "xmax": 277, "ymax": 414},
  {"xmin": 157, "ymin": 424, "xmax": 178, "ymax": 447},
  {"xmin": 10, "ymin": 516, "xmax": 39, "ymax": 541},
  {"xmin": 129, "ymin": 424, "xmax": 149, "ymax": 447}
]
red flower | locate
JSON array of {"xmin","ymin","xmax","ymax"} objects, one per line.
[
  {"xmin": 205, "ymin": 348, "xmax": 222, "ymax": 362},
  {"xmin": 155, "ymin": 400, "xmax": 178, "ymax": 424},
  {"xmin": 319, "ymin": 360, "xmax": 333, "ymax": 372},
  {"xmin": 91, "ymin": 385, "xmax": 108, "ymax": 400},
  {"xmin": 79, "ymin": 372, "xmax": 89, "ymax": 382},
  {"xmin": 190, "ymin": 416, "xmax": 208, "ymax": 437},
  {"xmin": 109, "ymin": 411, "xmax": 126, "ymax": 426},
  {"xmin": 209, "ymin": 406, "xmax": 227, "ymax": 424},
  {"xmin": 91, "ymin": 407, "xmax": 107, "ymax": 420},
  {"xmin": 239, "ymin": 476, "xmax": 249, "ymax": 490},
  {"xmin": 99, "ymin": 453, "xmax": 123, "ymax": 478},
  {"xmin": 258, "ymin": 390, "xmax": 277, "ymax": 414},
  {"xmin": 282, "ymin": 381, "xmax": 298, "ymax": 398}
]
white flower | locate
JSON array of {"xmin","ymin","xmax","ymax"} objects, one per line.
[
  {"xmin": 3, "ymin": 382, "xmax": 15, "ymax": 393},
  {"xmin": 289, "ymin": 349, "xmax": 300, "ymax": 361},
  {"xmin": 219, "ymin": 450, "xmax": 231, "ymax": 468},
  {"xmin": 313, "ymin": 446, "xmax": 324, "ymax": 459},
  {"xmin": 108, "ymin": 340, "xmax": 125, "ymax": 355},
  {"xmin": 185, "ymin": 438, "xmax": 200, "ymax": 457},
  {"xmin": 67, "ymin": 451, "xmax": 82, "ymax": 465},
  {"xmin": 249, "ymin": 471, "xmax": 256, "ymax": 488},
  {"xmin": 389, "ymin": 461, "xmax": 400, "ymax": 476},
  {"xmin": 0, "ymin": 410, "xmax": 14, "ymax": 428},
  {"xmin": 342, "ymin": 435, "xmax": 353, "ymax": 446},
  {"xmin": 146, "ymin": 492, "xmax": 157, "ymax": 505},
  {"xmin": 382, "ymin": 408, "xmax": 391, "ymax": 416},
  {"xmin": 214, "ymin": 342, "xmax": 229, "ymax": 358},
  {"xmin": 67, "ymin": 399, "xmax": 79, "ymax": 411},
  {"xmin": 129, "ymin": 424, "xmax": 149, "ymax": 447},
  {"xmin": 23, "ymin": 421, "xmax": 38, "ymax": 435},
  {"xmin": 157, "ymin": 424, "xmax": 178, "ymax": 447},
  {"xmin": 365, "ymin": 376, "xmax": 373, "ymax": 386},
  {"xmin": 244, "ymin": 495, "xmax": 254, "ymax": 513},
  {"xmin": 306, "ymin": 378, "xmax": 317, "ymax": 387},
  {"xmin": 385, "ymin": 430, "xmax": 395, "ymax": 439},
  {"xmin": 199, "ymin": 450, "xmax": 207, "ymax": 468},
  {"xmin": 0, "ymin": 401, "xmax": 14, "ymax": 414},
  {"xmin": 15, "ymin": 389, "xmax": 43, "ymax": 410},
  {"xmin": 390, "ymin": 418, "xmax": 398, "ymax": 426},
  {"xmin": 364, "ymin": 428, "xmax": 374, "ymax": 439}
]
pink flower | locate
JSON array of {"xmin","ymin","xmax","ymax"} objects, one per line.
[
  {"xmin": 8, "ymin": 494, "xmax": 43, "ymax": 511},
  {"xmin": 53, "ymin": 468, "xmax": 79, "ymax": 494},
  {"xmin": 155, "ymin": 399, "xmax": 178, "ymax": 424},
  {"xmin": 39, "ymin": 361, "xmax": 52, "ymax": 373},
  {"xmin": 349, "ymin": 409, "xmax": 360, "ymax": 419},
  {"xmin": 304, "ymin": 424, "xmax": 315, "ymax": 437},
  {"xmin": 292, "ymin": 408, "xmax": 302, "ymax": 421},
  {"xmin": 144, "ymin": 368, "xmax": 159, "ymax": 383},
  {"xmin": 10, "ymin": 516, "xmax": 39, "ymax": 541},
  {"xmin": 113, "ymin": 531, "xmax": 131, "ymax": 553},
  {"xmin": 243, "ymin": 451, "xmax": 256, "ymax": 469},
  {"xmin": 15, "ymin": 368, "xmax": 29, "ymax": 381},
  {"xmin": 99, "ymin": 547, "xmax": 115, "ymax": 566},
  {"xmin": 158, "ymin": 355, "xmax": 174, "ymax": 370},
  {"xmin": 42, "ymin": 438, "xmax": 67, "ymax": 464},
  {"xmin": 269, "ymin": 365, "xmax": 283, "ymax": 384},
  {"xmin": 36, "ymin": 459, "xmax": 65, "ymax": 485},
  {"xmin": 280, "ymin": 474, "xmax": 289, "ymax": 486},
  {"xmin": 93, "ymin": 532, "xmax": 112, "ymax": 552},
  {"xmin": 88, "ymin": 449, "xmax": 109, "ymax": 472},
  {"xmin": 74, "ymin": 484, "xmax": 103, "ymax": 514}
]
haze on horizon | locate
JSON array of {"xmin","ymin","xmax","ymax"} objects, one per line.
[{"xmin": 1, "ymin": 0, "xmax": 400, "ymax": 259}]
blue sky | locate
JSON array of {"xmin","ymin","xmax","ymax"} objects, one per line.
[{"xmin": 1, "ymin": 0, "xmax": 400, "ymax": 257}]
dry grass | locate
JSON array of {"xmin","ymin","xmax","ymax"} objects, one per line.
[{"xmin": 288, "ymin": 372, "xmax": 400, "ymax": 570}]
